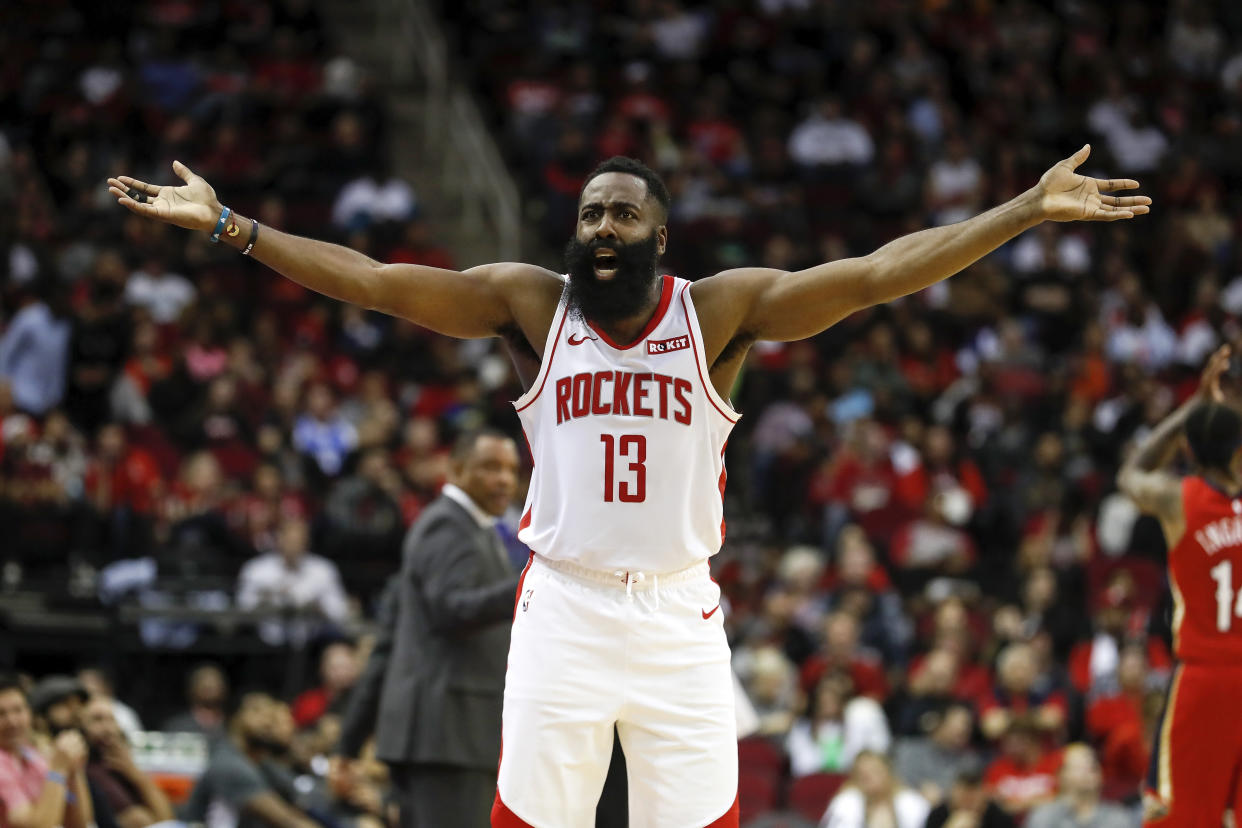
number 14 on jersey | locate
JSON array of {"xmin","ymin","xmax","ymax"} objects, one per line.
[{"xmin": 1211, "ymin": 560, "xmax": 1242, "ymax": 632}]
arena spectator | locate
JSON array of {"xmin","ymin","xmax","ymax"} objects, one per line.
[
  {"xmin": 83, "ymin": 423, "xmax": 163, "ymax": 559},
  {"xmin": 822, "ymin": 526, "xmax": 912, "ymax": 665},
  {"xmin": 799, "ymin": 611, "xmax": 888, "ymax": 702},
  {"xmin": 237, "ymin": 516, "xmax": 350, "ymax": 646},
  {"xmin": 925, "ymin": 135, "xmax": 985, "ymax": 226},
  {"xmin": 0, "ymin": 674, "xmax": 93, "ymax": 828},
  {"xmin": 79, "ymin": 696, "xmax": 173, "ymax": 828},
  {"xmin": 736, "ymin": 645, "xmax": 798, "ymax": 739},
  {"xmin": 980, "ymin": 642, "xmax": 1067, "ymax": 742},
  {"xmin": 893, "ymin": 703, "xmax": 982, "ymax": 806},
  {"xmin": 925, "ymin": 767, "xmax": 1016, "ymax": 828},
  {"xmin": 983, "ymin": 718, "xmax": 1062, "ymax": 819},
  {"xmin": 122, "ymin": 255, "xmax": 194, "ymax": 326},
  {"xmin": 65, "ymin": 251, "xmax": 130, "ymax": 433},
  {"xmin": 74, "ymin": 671, "xmax": 141, "ymax": 744},
  {"xmin": 787, "ymin": 98, "xmax": 874, "ymax": 170},
  {"xmin": 292, "ymin": 381, "xmax": 359, "ymax": 483},
  {"xmin": 1025, "ymin": 745, "xmax": 1131, "ymax": 828},
  {"xmin": 787, "ymin": 671, "xmax": 890, "ymax": 777},
  {"xmin": 290, "ymin": 641, "xmax": 360, "ymax": 729},
  {"xmin": 227, "ymin": 463, "xmax": 309, "ymax": 555},
  {"xmin": 0, "ymin": 282, "xmax": 71, "ymax": 416},
  {"xmin": 322, "ymin": 447, "xmax": 404, "ymax": 563},
  {"xmin": 181, "ymin": 693, "xmax": 318, "ymax": 828},
  {"xmin": 161, "ymin": 663, "xmax": 229, "ymax": 739},
  {"xmin": 820, "ymin": 750, "xmax": 929, "ymax": 828},
  {"xmin": 1083, "ymin": 644, "xmax": 1160, "ymax": 800},
  {"xmin": 1067, "ymin": 574, "xmax": 1171, "ymax": 696}
]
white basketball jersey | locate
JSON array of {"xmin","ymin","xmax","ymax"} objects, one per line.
[{"xmin": 513, "ymin": 275, "xmax": 739, "ymax": 572}]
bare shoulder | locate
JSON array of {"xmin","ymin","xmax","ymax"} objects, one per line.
[
  {"xmin": 469, "ymin": 262, "xmax": 564, "ymax": 358},
  {"xmin": 689, "ymin": 268, "xmax": 783, "ymax": 365},
  {"xmin": 689, "ymin": 267, "xmax": 782, "ymax": 303}
]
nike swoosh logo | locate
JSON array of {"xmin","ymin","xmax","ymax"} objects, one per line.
[
  {"xmin": 701, "ymin": 605, "xmax": 720, "ymax": 620},
  {"xmin": 568, "ymin": 333, "xmax": 597, "ymax": 346}
]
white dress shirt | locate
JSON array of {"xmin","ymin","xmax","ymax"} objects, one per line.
[
  {"xmin": 442, "ymin": 483, "xmax": 497, "ymax": 529},
  {"xmin": 237, "ymin": 552, "xmax": 349, "ymax": 645}
]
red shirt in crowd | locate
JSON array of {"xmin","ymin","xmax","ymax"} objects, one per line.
[
  {"xmin": 1085, "ymin": 692, "xmax": 1149, "ymax": 800},
  {"xmin": 85, "ymin": 446, "xmax": 163, "ymax": 514},
  {"xmin": 799, "ymin": 651, "xmax": 889, "ymax": 701},
  {"xmin": 984, "ymin": 749, "xmax": 1062, "ymax": 815}
]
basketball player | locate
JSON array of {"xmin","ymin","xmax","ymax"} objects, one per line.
[
  {"xmin": 1116, "ymin": 344, "xmax": 1242, "ymax": 828},
  {"xmin": 109, "ymin": 145, "xmax": 1147, "ymax": 827}
]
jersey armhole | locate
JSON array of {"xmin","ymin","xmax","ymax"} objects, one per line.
[
  {"xmin": 513, "ymin": 294, "xmax": 569, "ymax": 413},
  {"xmin": 679, "ymin": 285, "xmax": 740, "ymax": 424}
]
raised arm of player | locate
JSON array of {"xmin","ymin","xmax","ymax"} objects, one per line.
[
  {"xmin": 693, "ymin": 144, "xmax": 1151, "ymax": 350},
  {"xmin": 107, "ymin": 162, "xmax": 562, "ymax": 344},
  {"xmin": 1117, "ymin": 345, "xmax": 1231, "ymax": 536}
]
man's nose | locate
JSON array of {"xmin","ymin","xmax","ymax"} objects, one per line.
[{"xmin": 595, "ymin": 217, "xmax": 617, "ymax": 239}]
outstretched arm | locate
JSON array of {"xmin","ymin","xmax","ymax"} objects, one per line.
[
  {"xmin": 1118, "ymin": 345, "xmax": 1230, "ymax": 521},
  {"xmin": 697, "ymin": 144, "xmax": 1150, "ymax": 345},
  {"xmin": 107, "ymin": 163, "xmax": 561, "ymax": 341}
]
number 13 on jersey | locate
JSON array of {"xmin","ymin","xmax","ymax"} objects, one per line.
[{"xmin": 601, "ymin": 434, "xmax": 646, "ymax": 502}]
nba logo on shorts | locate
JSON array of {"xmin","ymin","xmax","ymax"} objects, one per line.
[{"xmin": 522, "ymin": 589, "xmax": 534, "ymax": 612}]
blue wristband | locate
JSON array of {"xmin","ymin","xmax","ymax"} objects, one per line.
[
  {"xmin": 45, "ymin": 769, "xmax": 67, "ymax": 786},
  {"xmin": 209, "ymin": 205, "xmax": 232, "ymax": 243}
]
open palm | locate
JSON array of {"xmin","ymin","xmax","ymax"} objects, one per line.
[
  {"xmin": 107, "ymin": 161, "xmax": 222, "ymax": 232},
  {"xmin": 1038, "ymin": 144, "xmax": 1151, "ymax": 222}
]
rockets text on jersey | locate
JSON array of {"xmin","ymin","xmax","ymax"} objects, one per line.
[{"xmin": 512, "ymin": 275, "xmax": 738, "ymax": 573}]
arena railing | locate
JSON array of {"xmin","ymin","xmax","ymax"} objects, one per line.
[{"xmin": 376, "ymin": 0, "xmax": 522, "ymax": 265}]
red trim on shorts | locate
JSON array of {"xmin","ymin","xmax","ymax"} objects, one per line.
[
  {"xmin": 718, "ymin": 440, "xmax": 728, "ymax": 541},
  {"xmin": 511, "ymin": 552, "xmax": 533, "ymax": 621},
  {"xmin": 679, "ymin": 286, "xmax": 740, "ymax": 424},
  {"xmin": 491, "ymin": 791, "xmax": 535, "ymax": 827},
  {"xmin": 515, "ymin": 308, "xmax": 569, "ymax": 413},
  {"xmin": 704, "ymin": 793, "xmax": 740, "ymax": 827},
  {"xmin": 586, "ymin": 274, "xmax": 674, "ymax": 349}
]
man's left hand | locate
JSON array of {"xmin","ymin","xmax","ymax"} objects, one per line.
[{"xmin": 1037, "ymin": 144, "xmax": 1151, "ymax": 222}]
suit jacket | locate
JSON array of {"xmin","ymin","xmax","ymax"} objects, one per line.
[
  {"xmin": 371, "ymin": 494, "xmax": 520, "ymax": 769},
  {"xmin": 337, "ymin": 576, "xmax": 399, "ymax": 758}
]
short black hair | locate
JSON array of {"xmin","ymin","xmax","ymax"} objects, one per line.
[
  {"xmin": 0, "ymin": 673, "xmax": 27, "ymax": 702},
  {"xmin": 1185, "ymin": 402, "xmax": 1242, "ymax": 474},
  {"xmin": 581, "ymin": 157, "xmax": 670, "ymax": 221},
  {"xmin": 451, "ymin": 427, "xmax": 515, "ymax": 463}
]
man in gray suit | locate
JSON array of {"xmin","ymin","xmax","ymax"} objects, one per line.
[{"xmin": 341, "ymin": 428, "xmax": 521, "ymax": 828}]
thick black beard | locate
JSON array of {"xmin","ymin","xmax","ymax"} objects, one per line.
[{"xmin": 563, "ymin": 234, "xmax": 661, "ymax": 325}]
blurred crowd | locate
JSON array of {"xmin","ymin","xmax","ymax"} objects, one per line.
[
  {"xmin": 3, "ymin": 647, "xmax": 393, "ymax": 828},
  {"xmin": 4, "ymin": 0, "xmax": 1242, "ymax": 824}
]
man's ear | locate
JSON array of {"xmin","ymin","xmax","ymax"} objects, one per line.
[{"xmin": 657, "ymin": 225, "xmax": 668, "ymax": 257}]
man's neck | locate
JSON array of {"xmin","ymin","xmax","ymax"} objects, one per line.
[{"xmin": 1204, "ymin": 468, "xmax": 1242, "ymax": 495}]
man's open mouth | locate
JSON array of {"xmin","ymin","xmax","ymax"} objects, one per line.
[{"xmin": 593, "ymin": 249, "xmax": 618, "ymax": 277}]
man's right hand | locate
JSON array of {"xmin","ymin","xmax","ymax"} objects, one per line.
[
  {"xmin": 1198, "ymin": 344, "xmax": 1231, "ymax": 404},
  {"xmin": 107, "ymin": 161, "xmax": 223, "ymax": 233},
  {"xmin": 51, "ymin": 730, "xmax": 88, "ymax": 772}
]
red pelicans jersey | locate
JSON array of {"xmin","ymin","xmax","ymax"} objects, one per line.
[
  {"xmin": 513, "ymin": 275, "xmax": 739, "ymax": 572},
  {"xmin": 1169, "ymin": 476, "xmax": 1242, "ymax": 664}
]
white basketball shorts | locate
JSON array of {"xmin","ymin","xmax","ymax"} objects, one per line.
[{"xmin": 493, "ymin": 554, "xmax": 739, "ymax": 828}]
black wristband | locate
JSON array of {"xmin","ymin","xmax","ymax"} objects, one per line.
[{"xmin": 242, "ymin": 219, "xmax": 260, "ymax": 256}]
